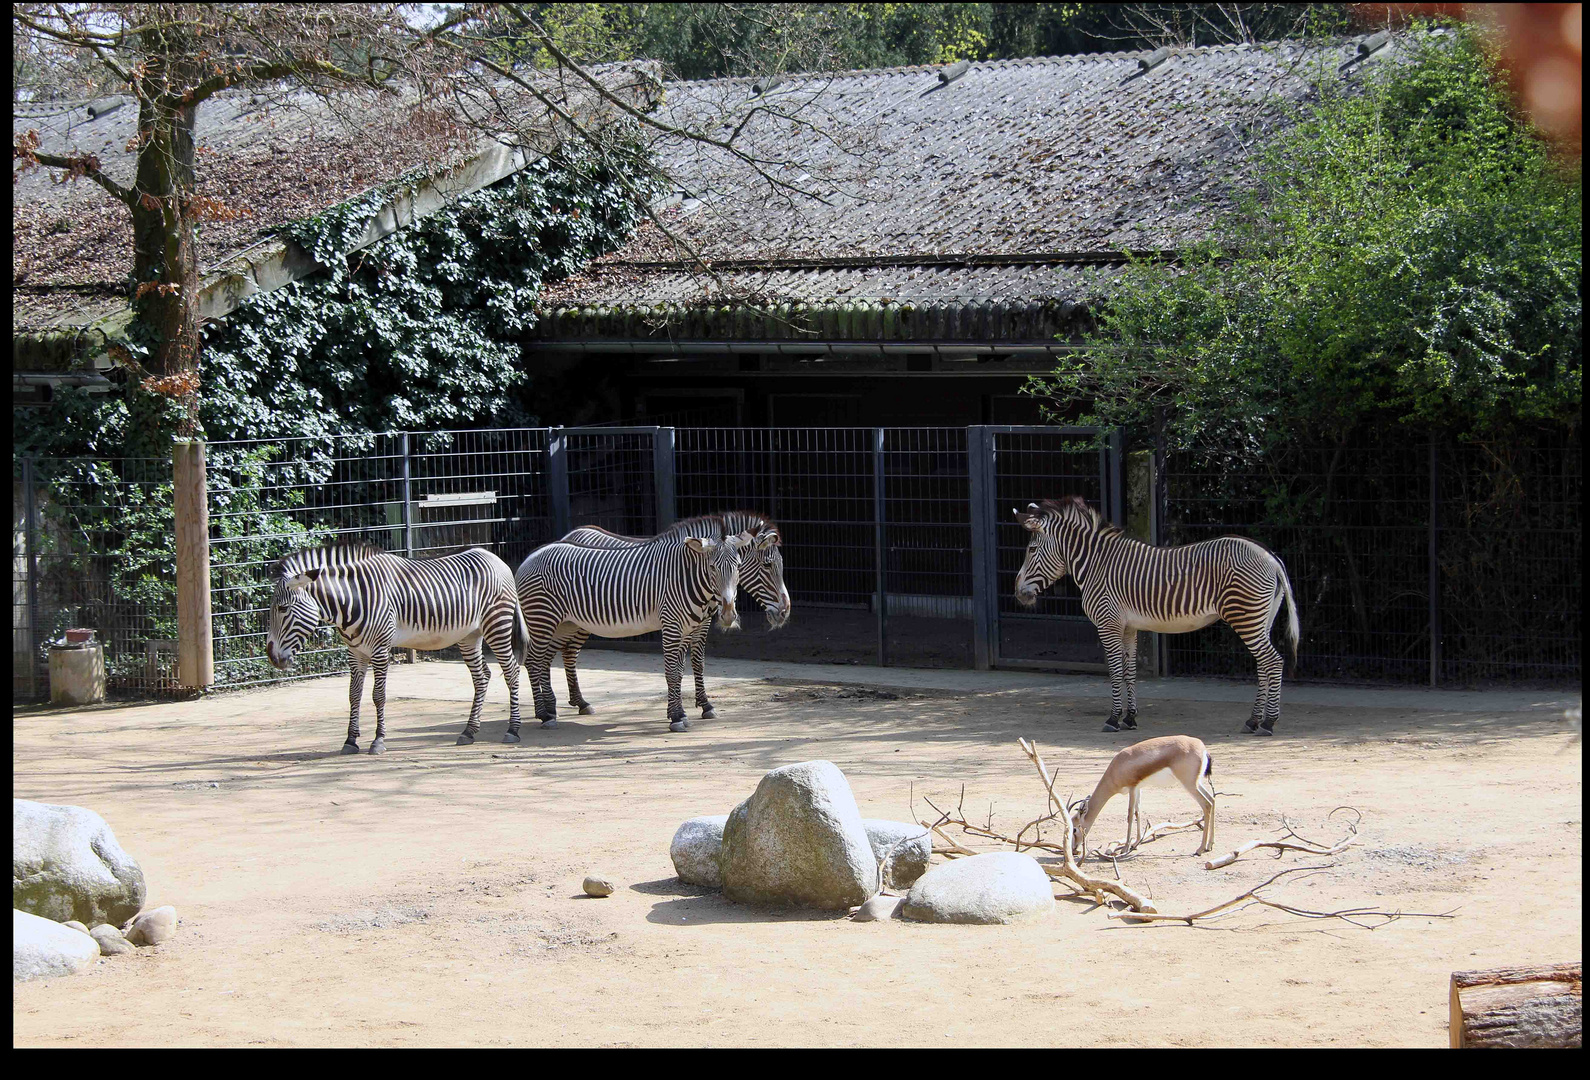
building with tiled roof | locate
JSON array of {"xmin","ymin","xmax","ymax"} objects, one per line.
[{"xmin": 534, "ymin": 34, "xmax": 1401, "ymax": 425}]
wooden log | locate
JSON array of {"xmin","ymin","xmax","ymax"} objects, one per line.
[
  {"xmin": 1450, "ymin": 963, "xmax": 1581, "ymax": 1048},
  {"xmin": 173, "ymin": 440, "xmax": 214, "ymax": 690}
]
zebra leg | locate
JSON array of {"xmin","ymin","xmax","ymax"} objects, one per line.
[
  {"xmin": 1121, "ymin": 627, "xmax": 1140, "ymax": 730},
  {"xmin": 489, "ymin": 619, "xmax": 525, "ymax": 744},
  {"xmin": 368, "ymin": 651, "xmax": 391, "ymax": 755},
  {"xmin": 662, "ymin": 626, "xmax": 689, "ymax": 732},
  {"xmin": 343, "ymin": 655, "xmax": 368, "ymax": 754},
  {"xmin": 1097, "ymin": 622, "xmax": 1129, "ymax": 732},
  {"xmin": 562, "ymin": 629, "xmax": 595, "ymax": 715},
  {"xmin": 689, "ymin": 621, "xmax": 714, "ymax": 718},
  {"xmin": 529, "ymin": 638, "xmax": 560, "ymax": 728},
  {"xmin": 456, "ymin": 636, "xmax": 490, "ymax": 746},
  {"xmin": 1232, "ymin": 618, "xmax": 1284, "ymax": 736}
]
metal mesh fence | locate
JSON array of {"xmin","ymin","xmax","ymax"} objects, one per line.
[{"xmin": 13, "ymin": 427, "xmax": 1580, "ymax": 703}]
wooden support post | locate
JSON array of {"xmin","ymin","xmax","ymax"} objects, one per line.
[
  {"xmin": 1125, "ymin": 448, "xmax": 1159, "ymax": 677},
  {"xmin": 967, "ymin": 427, "xmax": 996, "ymax": 671},
  {"xmin": 172, "ymin": 440, "xmax": 214, "ymax": 690},
  {"xmin": 873, "ymin": 427, "xmax": 888, "ymax": 667},
  {"xmin": 654, "ymin": 427, "xmax": 676, "ymax": 530},
  {"xmin": 1450, "ymin": 963, "xmax": 1581, "ymax": 1048}
]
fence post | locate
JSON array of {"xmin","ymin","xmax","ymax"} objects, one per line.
[
  {"xmin": 172, "ymin": 439, "xmax": 214, "ymax": 690},
  {"xmin": 1107, "ymin": 428, "xmax": 1126, "ymax": 528},
  {"xmin": 967, "ymin": 427, "xmax": 996, "ymax": 670},
  {"xmin": 400, "ymin": 432, "xmax": 417, "ymax": 664},
  {"xmin": 548, "ymin": 427, "xmax": 570, "ymax": 539},
  {"xmin": 654, "ymin": 427, "xmax": 676, "ymax": 530},
  {"xmin": 1125, "ymin": 447, "xmax": 1159, "ymax": 677},
  {"xmin": 874, "ymin": 427, "xmax": 888, "ymax": 667},
  {"xmin": 1429, "ymin": 438, "xmax": 1441, "ymax": 687},
  {"xmin": 23, "ymin": 455, "xmax": 41, "ymax": 700}
]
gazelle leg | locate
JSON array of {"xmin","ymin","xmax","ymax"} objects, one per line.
[
  {"xmin": 1195, "ymin": 777, "xmax": 1217, "ymax": 855},
  {"xmin": 1126, "ymin": 786, "xmax": 1141, "ymax": 850}
]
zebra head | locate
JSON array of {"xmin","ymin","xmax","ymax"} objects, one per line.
[
  {"xmin": 265, "ymin": 561, "xmax": 327, "ymax": 669},
  {"xmin": 1013, "ymin": 500, "xmax": 1072, "ymax": 607},
  {"xmin": 741, "ymin": 527, "xmax": 792, "ymax": 629},
  {"xmin": 684, "ymin": 533, "xmax": 752, "ymax": 631}
]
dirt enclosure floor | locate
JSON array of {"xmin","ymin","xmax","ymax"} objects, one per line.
[{"xmin": 12, "ymin": 655, "xmax": 1582, "ymax": 1047}]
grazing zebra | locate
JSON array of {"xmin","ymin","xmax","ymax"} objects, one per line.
[
  {"xmin": 1014, "ymin": 497, "xmax": 1299, "ymax": 735},
  {"xmin": 516, "ymin": 527, "xmax": 753, "ymax": 732},
  {"xmin": 265, "ymin": 543, "xmax": 529, "ymax": 753},
  {"xmin": 550, "ymin": 512, "xmax": 791, "ymax": 718}
]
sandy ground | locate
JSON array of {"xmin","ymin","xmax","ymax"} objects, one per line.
[{"xmin": 12, "ymin": 654, "xmax": 1581, "ymax": 1047}]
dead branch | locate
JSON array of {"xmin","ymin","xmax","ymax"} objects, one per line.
[
  {"xmin": 1107, "ymin": 864, "xmax": 1459, "ymax": 928},
  {"xmin": 1202, "ymin": 807, "xmax": 1363, "ymax": 869}
]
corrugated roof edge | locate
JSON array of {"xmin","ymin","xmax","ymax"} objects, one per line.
[{"xmin": 667, "ymin": 35, "xmax": 1362, "ymax": 88}]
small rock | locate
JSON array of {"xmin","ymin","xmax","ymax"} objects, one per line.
[
  {"xmin": 582, "ymin": 876, "xmax": 615, "ymax": 898},
  {"xmin": 862, "ymin": 819, "xmax": 933, "ymax": 890},
  {"xmin": 14, "ymin": 909, "xmax": 100, "ymax": 981},
  {"xmin": 62, "ymin": 920, "xmax": 90, "ymax": 935},
  {"xmin": 670, "ymin": 815, "xmax": 728, "ymax": 889},
  {"xmin": 124, "ymin": 905, "xmax": 176, "ymax": 946},
  {"xmin": 90, "ymin": 924, "xmax": 134, "ymax": 956},
  {"xmin": 900, "ymin": 852, "xmax": 1055, "ymax": 925},
  {"xmin": 849, "ymin": 894, "xmax": 905, "ymax": 922}
]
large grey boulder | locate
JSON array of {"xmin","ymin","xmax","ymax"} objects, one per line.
[
  {"xmin": 862, "ymin": 819, "xmax": 933, "ymax": 891},
  {"xmin": 13, "ymin": 799, "xmax": 147, "ymax": 927},
  {"xmin": 900, "ymin": 852, "xmax": 1055, "ymax": 925},
  {"xmin": 670, "ymin": 815, "xmax": 728, "ymax": 889},
  {"xmin": 14, "ymin": 909, "xmax": 100, "ymax": 982},
  {"xmin": 721, "ymin": 761, "xmax": 878, "ymax": 910}
]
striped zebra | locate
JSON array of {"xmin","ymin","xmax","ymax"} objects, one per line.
[
  {"xmin": 516, "ymin": 525, "xmax": 754, "ymax": 732},
  {"xmin": 550, "ymin": 512, "xmax": 791, "ymax": 718},
  {"xmin": 265, "ymin": 543, "xmax": 529, "ymax": 753},
  {"xmin": 1015, "ymin": 497, "xmax": 1299, "ymax": 735}
]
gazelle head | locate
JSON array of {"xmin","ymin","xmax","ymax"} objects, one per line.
[
  {"xmin": 1065, "ymin": 793, "xmax": 1092, "ymax": 857},
  {"xmin": 1013, "ymin": 501, "xmax": 1071, "ymax": 606}
]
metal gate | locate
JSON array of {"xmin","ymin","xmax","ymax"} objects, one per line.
[{"xmin": 969, "ymin": 426, "xmax": 1123, "ymax": 672}]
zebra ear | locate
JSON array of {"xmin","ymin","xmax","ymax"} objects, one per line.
[
  {"xmin": 305, "ymin": 567, "xmax": 322, "ymax": 582},
  {"xmin": 1027, "ymin": 502, "xmax": 1040, "ymax": 511},
  {"xmin": 684, "ymin": 536, "xmax": 716, "ymax": 554},
  {"xmin": 1021, "ymin": 515, "xmax": 1043, "ymax": 532},
  {"xmin": 755, "ymin": 530, "xmax": 778, "ymax": 551}
]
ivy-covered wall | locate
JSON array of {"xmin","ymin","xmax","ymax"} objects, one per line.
[{"xmin": 13, "ymin": 150, "xmax": 656, "ymax": 694}]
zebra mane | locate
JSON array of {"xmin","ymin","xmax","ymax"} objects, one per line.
[
  {"xmin": 276, "ymin": 541, "xmax": 388, "ymax": 577},
  {"xmin": 1039, "ymin": 497, "xmax": 1123, "ymax": 539},
  {"xmin": 669, "ymin": 510, "xmax": 781, "ymax": 543}
]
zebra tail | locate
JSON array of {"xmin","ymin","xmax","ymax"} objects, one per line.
[
  {"xmin": 511, "ymin": 597, "xmax": 531, "ymax": 670},
  {"xmin": 1276, "ymin": 558, "xmax": 1300, "ymax": 672}
]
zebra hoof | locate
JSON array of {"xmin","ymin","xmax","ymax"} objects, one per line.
[
  {"xmin": 456, "ymin": 733, "xmax": 475, "ymax": 746},
  {"xmin": 1121, "ymin": 717, "xmax": 1138, "ymax": 731},
  {"xmin": 368, "ymin": 739, "xmax": 386, "ymax": 756},
  {"xmin": 1254, "ymin": 726, "xmax": 1275, "ymax": 737},
  {"xmin": 669, "ymin": 719, "xmax": 690, "ymax": 733},
  {"xmin": 1101, "ymin": 721, "xmax": 1121, "ymax": 733},
  {"xmin": 1243, "ymin": 718, "xmax": 1260, "ymax": 733},
  {"xmin": 540, "ymin": 719, "xmax": 560, "ymax": 729},
  {"xmin": 577, "ymin": 705, "xmax": 595, "ymax": 716},
  {"xmin": 700, "ymin": 705, "xmax": 717, "ymax": 719},
  {"xmin": 340, "ymin": 741, "xmax": 360, "ymax": 755},
  {"xmin": 501, "ymin": 731, "xmax": 520, "ymax": 744}
]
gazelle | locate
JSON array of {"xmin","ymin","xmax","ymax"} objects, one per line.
[{"xmin": 1068, "ymin": 736, "xmax": 1215, "ymax": 859}]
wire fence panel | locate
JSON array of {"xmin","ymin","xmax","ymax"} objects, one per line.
[
  {"xmin": 12, "ymin": 427, "xmax": 1579, "ymax": 703},
  {"xmin": 1436, "ymin": 443, "xmax": 1580, "ymax": 685},
  {"xmin": 882, "ymin": 428, "xmax": 974, "ymax": 668},
  {"xmin": 673, "ymin": 427, "xmax": 882, "ymax": 665},
  {"xmin": 991, "ymin": 429, "xmax": 1110, "ymax": 669},
  {"xmin": 13, "ymin": 456, "xmax": 177, "ymax": 699}
]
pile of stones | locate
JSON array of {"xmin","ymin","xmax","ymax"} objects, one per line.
[
  {"xmin": 670, "ymin": 760, "xmax": 1054, "ymax": 924},
  {"xmin": 14, "ymin": 799, "xmax": 178, "ymax": 982}
]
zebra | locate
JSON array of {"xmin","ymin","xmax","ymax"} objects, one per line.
[
  {"xmin": 516, "ymin": 526, "xmax": 753, "ymax": 732},
  {"xmin": 1014, "ymin": 496, "xmax": 1300, "ymax": 735},
  {"xmin": 549, "ymin": 511, "xmax": 791, "ymax": 719},
  {"xmin": 265, "ymin": 543, "xmax": 529, "ymax": 753}
]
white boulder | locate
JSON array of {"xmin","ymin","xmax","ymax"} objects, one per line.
[
  {"xmin": 720, "ymin": 761, "xmax": 879, "ymax": 910},
  {"xmin": 14, "ymin": 909, "xmax": 100, "ymax": 982},
  {"xmin": 13, "ymin": 799, "xmax": 146, "ymax": 927},
  {"xmin": 900, "ymin": 852, "xmax": 1055, "ymax": 925},
  {"xmin": 862, "ymin": 819, "xmax": 933, "ymax": 890},
  {"xmin": 670, "ymin": 815, "xmax": 728, "ymax": 889}
]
